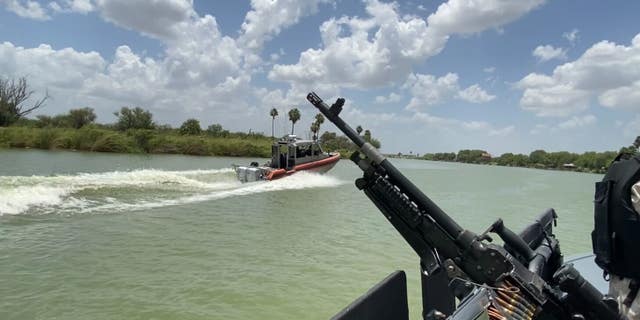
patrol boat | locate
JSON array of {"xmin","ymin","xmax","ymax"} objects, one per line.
[{"xmin": 234, "ymin": 134, "xmax": 340, "ymax": 183}]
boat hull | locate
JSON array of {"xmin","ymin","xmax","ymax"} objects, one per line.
[
  {"xmin": 235, "ymin": 152, "xmax": 340, "ymax": 182},
  {"xmin": 266, "ymin": 152, "xmax": 340, "ymax": 180}
]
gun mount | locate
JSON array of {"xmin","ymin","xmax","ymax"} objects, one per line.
[{"xmin": 307, "ymin": 92, "xmax": 624, "ymax": 320}]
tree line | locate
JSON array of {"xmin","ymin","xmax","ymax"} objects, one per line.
[
  {"xmin": 3, "ymin": 76, "xmax": 633, "ymax": 168},
  {"xmin": 417, "ymin": 144, "xmax": 640, "ymax": 173},
  {"xmin": 268, "ymin": 106, "xmax": 381, "ymax": 151},
  {"xmin": 0, "ymin": 77, "xmax": 273, "ymax": 156},
  {"xmin": 0, "ymin": 76, "xmax": 265, "ymax": 138}
]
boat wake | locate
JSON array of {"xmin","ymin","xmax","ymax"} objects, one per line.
[{"xmin": 0, "ymin": 169, "xmax": 345, "ymax": 216}]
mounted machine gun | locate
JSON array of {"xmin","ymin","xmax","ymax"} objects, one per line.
[{"xmin": 306, "ymin": 92, "xmax": 624, "ymax": 320}]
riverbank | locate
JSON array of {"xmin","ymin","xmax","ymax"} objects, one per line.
[
  {"xmin": 387, "ymin": 154, "xmax": 615, "ymax": 174},
  {"xmin": 0, "ymin": 126, "xmax": 272, "ymax": 157}
]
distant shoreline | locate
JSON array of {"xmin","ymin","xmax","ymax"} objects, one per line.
[
  {"xmin": 0, "ymin": 126, "xmax": 272, "ymax": 158},
  {"xmin": 0, "ymin": 126, "xmax": 628, "ymax": 174},
  {"xmin": 386, "ymin": 154, "xmax": 611, "ymax": 174}
]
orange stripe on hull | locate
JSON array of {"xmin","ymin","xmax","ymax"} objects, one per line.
[{"xmin": 266, "ymin": 153, "xmax": 340, "ymax": 180}]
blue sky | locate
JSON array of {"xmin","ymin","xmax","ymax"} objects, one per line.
[{"xmin": 1, "ymin": 0, "xmax": 639, "ymax": 155}]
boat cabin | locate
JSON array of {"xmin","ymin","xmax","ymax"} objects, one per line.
[{"xmin": 270, "ymin": 135, "xmax": 327, "ymax": 170}]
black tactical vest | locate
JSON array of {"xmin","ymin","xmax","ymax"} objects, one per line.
[{"xmin": 592, "ymin": 155, "xmax": 640, "ymax": 280}]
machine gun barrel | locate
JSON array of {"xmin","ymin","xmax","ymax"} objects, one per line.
[
  {"xmin": 308, "ymin": 91, "xmax": 625, "ymax": 320},
  {"xmin": 306, "ymin": 92, "xmax": 464, "ymax": 240}
]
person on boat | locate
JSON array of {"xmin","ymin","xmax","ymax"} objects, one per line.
[{"xmin": 592, "ymin": 153, "xmax": 640, "ymax": 319}]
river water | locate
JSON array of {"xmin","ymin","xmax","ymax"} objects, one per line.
[{"xmin": 0, "ymin": 149, "xmax": 602, "ymax": 319}]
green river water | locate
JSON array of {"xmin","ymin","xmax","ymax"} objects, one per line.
[{"xmin": 0, "ymin": 149, "xmax": 602, "ymax": 320}]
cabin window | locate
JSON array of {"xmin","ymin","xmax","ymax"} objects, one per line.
[{"xmin": 296, "ymin": 145, "xmax": 306, "ymax": 158}]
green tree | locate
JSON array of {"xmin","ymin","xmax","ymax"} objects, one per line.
[
  {"xmin": 269, "ymin": 108, "xmax": 278, "ymax": 138},
  {"xmin": 179, "ymin": 119, "xmax": 202, "ymax": 135},
  {"xmin": 512, "ymin": 154, "xmax": 531, "ymax": 167},
  {"xmin": 361, "ymin": 129, "xmax": 381, "ymax": 148},
  {"xmin": 288, "ymin": 108, "xmax": 300, "ymax": 135},
  {"xmin": 114, "ymin": 107, "xmax": 154, "ymax": 131},
  {"xmin": 529, "ymin": 150, "xmax": 549, "ymax": 167},
  {"xmin": 320, "ymin": 131, "xmax": 356, "ymax": 151},
  {"xmin": 310, "ymin": 122, "xmax": 319, "ymax": 140},
  {"xmin": 457, "ymin": 149, "xmax": 486, "ymax": 163},
  {"xmin": 497, "ymin": 153, "xmax": 531, "ymax": 167},
  {"xmin": 207, "ymin": 124, "xmax": 223, "ymax": 135},
  {"xmin": 496, "ymin": 153, "xmax": 515, "ymax": 166},
  {"xmin": 0, "ymin": 77, "xmax": 48, "ymax": 126},
  {"xmin": 68, "ymin": 107, "xmax": 96, "ymax": 129},
  {"xmin": 206, "ymin": 123, "xmax": 230, "ymax": 137},
  {"xmin": 35, "ymin": 114, "xmax": 72, "ymax": 128},
  {"xmin": 432, "ymin": 152, "xmax": 456, "ymax": 161},
  {"xmin": 547, "ymin": 151, "xmax": 578, "ymax": 168},
  {"xmin": 314, "ymin": 113, "xmax": 325, "ymax": 133},
  {"xmin": 35, "ymin": 115, "xmax": 54, "ymax": 128},
  {"xmin": 156, "ymin": 124, "xmax": 173, "ymax": 132}
]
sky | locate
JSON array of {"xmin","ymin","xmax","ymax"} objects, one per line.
[{"xmin": 0, "ymin": 0, "xmax": 639, "ymax": 156}]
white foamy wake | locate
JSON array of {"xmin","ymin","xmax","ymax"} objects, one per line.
[{"xmin": 0, "ymin": 169, "xmax": 345, "ymax": 216}]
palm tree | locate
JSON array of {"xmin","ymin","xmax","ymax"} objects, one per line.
[
  {"xmin": 310, "ymin": 122, "xmax": 319, "ymax": 140},
  {"xmin": 269, "ymin": 108, "xmax": 278, "ymax": 138},
  {"xmin": 314, "ymin": 113, "xmax": 325, "ymax": 135},
  {"xmin": 364, "ymin": 129, "xmax": 371, "ymax": 142},
  {"xmin": 356, "ymin": 125, "xmax": 363, "ymax": 135},
  {"xmin": 288, "ymin": 108, "xmax": 301, "ymax": 135}
]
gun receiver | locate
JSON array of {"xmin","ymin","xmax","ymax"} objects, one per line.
[{"xmin": 307, "ymin": 92, "xmax": 624, "ymax": 320}]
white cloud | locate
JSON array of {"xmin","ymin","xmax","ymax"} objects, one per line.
[
  {"xmin": 0, "ymin": 26, "xmax": 252, "ymax": 127},
  {"xmin": 404, "ymin": 73, "xmax": 459, "ymax": 110},
  {"xmin": 530, "ymin": 115, "xmax": 596, "ymax": 135},
  {"xmin": 343, "ymin": 106, "xmax": 400, "ymax": 127},
  {"xmin": 489, "ymin": 125, "xmax": 515, "ymax": 136},
  {"xmin": 532, "ymin": 45, "xmax": 567, "ymax": 62},
  {"xmin": 519, "ymin": 84, "xmax": 590, "ymax": 117},
  {"xmin": 530, "ymin": 124, "xmax": 548, "ymax": 135},
  {"xmin": 0, "ymin": 41, "xmax": 106, "ymax": 116},
  {"xmin": 49, "ymin": 0, "xmax": 94, "ymax": 14},
  {"xmin": 239, "ymin": 0, "xmax": 331, "ymax": 51},
  {"xmin": 598, "ymin": 81, "xmax": 640, "ymax": 110},
  {"xmin": 270, "ymin": 0, "xmax": 544, "ymax": 90},
  {"xmin": 0, "ymin": 41, "xmax": 263, "ymax": 131},
  {"xmin": 3, "ymin": 0, "xmax": 50, "ymax": 20},
  {"xmin": 412, "ymin": 112, "xmax": 512, "ymax": 137},
  {"xmin": 404, "ymin": 73, "xmax": 494, "ymax": 110},
  {"xmin": 516, "ymin": 73, "xmax": 555, "ymax": 88},
  {"xmin": 94, "ymin": 0, "xmax": 194, "ymax": 40},
  {"xmin": 270, "ymin": 0, "xmax": 445, "ymax": 88},
  {"xmin": 557, "ymin": 114, "xmax": 596, "ymax": 129},
  {"xmin": 458, "ymin": 84, "xmax": 496, "ymax": 103},
  {"xmin": 338, "ymin": 107, "xmax": 515, "ymax": 145},
  {"xmin": 1, "ymin": 0, "xmax": 325, "ymax": 134},
  {"xmin": 563, "ymin": 28, "xmax": 579, "ymax": 45},
  {"xmin": 80, "ymin": 1, "xmax": 247, "ymax": 90},
  {"xmin": 374, "ymin": 92, "xmax": 402, "ymax": 104},
  {"xmin": 517, "ymin": 33, "xmax": 640, "ymax": 116},
  {"xmin": 483, "ymin": 66, "xmax": 496, "ymax": 73},
  {"xmin": 0, "ymin": 42, "xmax": 105, "ymax": 89},
  {"xmin": 426, "ymin": 0, "xmax": 545, "ymax": 36}
]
